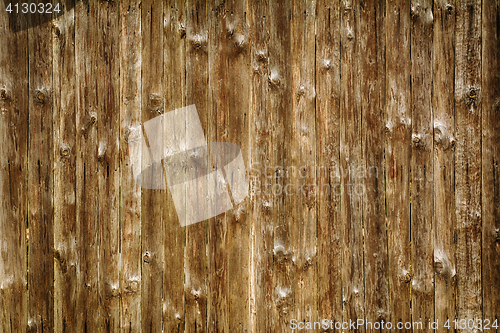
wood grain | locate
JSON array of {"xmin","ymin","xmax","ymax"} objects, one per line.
[
  {"xmin": 410, "ymin": 0, "xmax": 434, "ymax": 327},
  {"xmin": 27, "ymin": 8, "xmax": 54, "ymax": 333},
  {"xmin": 455, "ymin": 1, "xmax": 482, "ymax": 331},
  {"xmin": 120, "ymin": 0, "xmax": 142, "ymax": 331},
  {"xmin": 163, "ymin": 0, "xmax": 186, "ymax": 331},
  {"xmin": 141, "ymin": 0, "xmax": 165, "ymax": 331},
  {"xmin": 385, "ymin": 0, "xmax": 412, "ymax": 330},
  {"xmin": 433, "ymin": 0, "xmax": 457, "ymax": 331},
  {"xmin": 482, "ymin": 0, "xmax": 500, "ymax": 331},
  {"xmin": 97, "ymin": 0, "xmax": 121, "ymax": 331},
  {"xmin": 360, "ymin": 0, "xmax": 389, "ymax": 331},
  {"xmin": 0, "ymin": 4, "xmax": 28, "ymax": 332},
  {"xmin": 315, "ymin": 1, "xmax": 342, "ymax": 330}
]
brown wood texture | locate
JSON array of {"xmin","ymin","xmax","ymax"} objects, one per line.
[
  {"xmin": 455, "ymin": 1, "xmax": 482, "ymax": 331},
  {"xmin": 360, "ymin": 0, "xmax": 389, "ymax": 332},
  {"xmin": 0, "ymin": 1, "xmax": 499, "ymax": 332},
  {"xmin": 0, "ymin": 3, "xmax": 28, "ymax": 332},
  {"xmin": 119, "ymin": 0, "xmax": 142, "ymax": 331},
  {"xmin": 97, "ymin": 0, "xmax": 121, "ymax": 331},
  {"xmin": 53, "ymin": 1, "xmax": 77, "ymax": 332},
  {"xmin": 27, "ymin": 7, "xmax": 54, "ymax": 333},
  {"xmin": 410, "ymin": 0, "xmax": 434, "ymax": 327},
  {"xmin": 433, "ymin": 0, "xmax": 456, "ymax": 331},
  {"xmin": 385, "ymin": 0, "xmax": 412, "ymax": 330},
  {"xmin": 482, "ymin": 0, "xmax": 500, "ymax": 331}
]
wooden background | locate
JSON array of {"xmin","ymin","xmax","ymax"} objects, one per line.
[{"xmin": 1, "ymin": 0, "xmax": 499, "ymax": 332}]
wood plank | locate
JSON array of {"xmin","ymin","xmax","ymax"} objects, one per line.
[
  {"xmin": 433, "ymin": 0, "xmax": 456, "ymax": 331},
  {"xmin": 184, "ymin": 1, "xmax": 208, "ymax": 332},
  {"xmin": 0, "ymin": 4, "xmax": 28, "ymax": 332},
  {"xmin": 482, "ymin": 0, "xmax": 500, "ymax": 330},
  {"xmin": 290, "ymin": 0, "xmax": 317, "ymax": 327},
  {"xmin": 454, "ymin": 0, "xmax": 482, "ymax": 330},
  {"xmin": 248, "ymin": 0, "xmax": 273, "ymax": 331},
  {"xmin": 208, "ymin": 1, "xmax": 251, "ymax": 332},
  {"xmin": 385, "ymin": 0, "xmax": 412, "ymax": 328},
  {"xmin": 360, "ymin": 0, "xmax": 389, "ymax": 331},
  {"xmin": 267, "ymin": 1, "xmax": 293, "ymax": 331},
  {"xmin": 27, "ymin": 8, "xmax": 54, "ymax": 333},
  {"xmin": 410, "ymin": 0, "xmax": 434, "ymax": 327},
  {"xmin": 141, "ymin": 0, "xmax": 165, "ymax": 331},
  {"xmin": 163, "ymin": 0, "xmax": 186, "ymax": 331},
  {"xmin": 120, "ymin": 0, "xmax": 142, "ymax": 331},
  {"xmin": 97, "ymin": 0, "xmax": 121, "ymax": 331},
  {"xmin": 52, "ymin": 1, "xmax": 77, "ymax": 332},
  {"xmin": 316, "ymin": 0, "xmax": 342, "ymax": 327},
  {"xmin": 75, "ymin": 0, "xmax": 100, "ymax": 327},
  {"xmin": 340, "ymin": 0, "xmax": 364, "ymax": 328}
]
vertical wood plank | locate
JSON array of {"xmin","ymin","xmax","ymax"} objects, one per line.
[
  {"xmin": 248, "ymin": 0, "xmax": 273, "ymax": 331},
  {"xmin": 454, "ymin": 1, "xmax": 482, "ymax": 330},
  {"xmin": 184, "ymin": 0, "xmax": 208, "ymax": 332},
  {"xmin": 385, "ymin": 0, "xmax": 412, "ymax": 329},
  {"xmin": 27, "ymin": 8, "xmax": 54, "ymax": 333},
  {"xmin": 340, "ymin": 0, "xmax": 365, "ymax": 329},
  {"xmin": 316, "ymin": 0, "xmax": 342, "ymax": 328},
  {"xmin": 97, "ymin": 0, "xmax": 121, "ymax": 331},
  {"xmin": 0, "ymin": 4, "xmax": 28, "ymax": 332},
  {"xmin": 410, "ymin": 0, "xmax": 434, "ymax": 326},
  {"xmin": 433, "ymin": 0, "xmax": 456, "ymax": 331},
  {"xmin": 268, "ymin": 1, "xmax": 292, "ymax": 331},
  {"xmin": 120, "ymin": 0, "xmax": 142, "ymax": 331},
  {"xmin": 163, "ymin": 0, "xmax": 186, "ymax": 331},
  {"xmin": 52, "ymin": 1, "xmax": 77, "ymax": 332},
  {"xmin": 208, "ymin": 1, "xmax": 251, "ymax": 331},
  {"xmin": 141, "ymin": 0, "xmax": 165, "ymax": 331},
  {"xmin": 360, "ymin": 0, "xmax": 390, "ymax": 331},
  {"xmin": 75, "ymin": 0, "xmax": 100, "ymax": 330},
  {"xmin": 482, "ymin": 0, "xmax": 500, "ymax": 330},
  {"xmin": 290, "ymin": 0, "xmax": 317, "ymax": 327}
]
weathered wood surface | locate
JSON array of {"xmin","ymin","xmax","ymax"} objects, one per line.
[
  {"xmin": 0, "ymin": 2, "xmax": 28, "ymax": 332},
  {"xmin": 433, "ymin": 0, "xmax": 456, "ymax": 332},
  {"xmin": 455, "ymin": 1, "xmax": 482, "ymax": 331},
  {"xmin": 0, "ymin": 1, "xmax": 498, "ymax": 332}
]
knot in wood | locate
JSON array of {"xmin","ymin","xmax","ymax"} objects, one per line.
[
  {"xmin": 0, "ymin": 89, "xmax": 7, "ymax": 100},
  {"xmin": 143, "ymin": 251, "xmax": 150, "ymax": 263},
  {"xmin": 468, "ymin": 88, "xmax": 477, "ymax": 100},
  {"xmin": 149, "ymin": 94, "xmax": 163, "ymax": 113},
  {"xmin": 90, "ymin": 115, "xmax": 97, "ymax": 124},
  {"xmin": 111, "ymin": 288, "xmax": 119, "ymax": 297},
  {"xmin": 130, "ymin": 280, "xmax": 139, "ymax": 291},
  {"xmin": 60, "ymin": 147, "xmax": 70, "ymax": 157},
  {"xmin": 404, "ymin": 272, "xmax": 412, "ymax": 283},
  {"xmin": 35, "ymin": 90, "xmax": 46, "ymax": 104}
]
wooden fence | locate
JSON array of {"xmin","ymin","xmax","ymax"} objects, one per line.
[{"xmin": 1, "ymin": 0, "xmax": 499, "ymax": 332}]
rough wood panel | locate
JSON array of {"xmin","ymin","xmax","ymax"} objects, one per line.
[
  {"xmin": 184, "ymin": 0, "xmax": 208, "ymax": 332},
  {"xmin": 360, "ymin": 0, "xmax": 389, "ymax": 331},
  {"xmin": 208, "ymin": 1, "xmax": 251, "ymax": 332},
  {"xmin": 290, "ymin": 0, "xmax": 317, "ymax": 327},
  {"xmin": 248, "ymin": 0, "xmax": 273, "ymax": 331},
  {"xmin": 454, "ymin": 0, "xmax": 482, "ymax": 330},
  {"xmin": 163, "ymin": 0, "xmax": 186, "ymax": 331},
  {"xmin": 268, "ymin": 1, "xmax": 292, "ymax": 331},
  {"xmin": 120, "ymin": 0, "xmax": 142, "ymax": 331},
  {"xmin": 27, "ymin": 9, "xmax": 54, "ymax": 333},
  {"xmin": 482, "ymin": 0, "xmax": 500, "ymax": 330},
  {"xmin": 141, "ymin": 0, "xmax": 164, "ymax": 331},
  {"xmin": 385, "ymin": 0, "xmax": 412, "ymax": 329},
  {"xmin": 75, "ymin": 0, "xmax": 100, "ymax": 330},
  {"xmin": 410, "ymin": 0, "xmax": 434, "ymax": 326},
  {"xmin": 97, "ymin": 0, "xmax": 121, "ymax": 331},
  {"xmin": 0, "ymin": 4, "xmax": 28, "ymax": 332},
  {"xmin": 433, "ymin": 0, "xmax": 456, "ymax": 331},
  {"xmin": 340, "ymin": 0, "xmax": 364, "ymax": 328},
  {"xmin": 52, "ymin": 1, "xmax": 77, "ymax": 332},
  {"xmin": 315, "ymin": 0, "xmax": 342, "ymax": 329}
]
